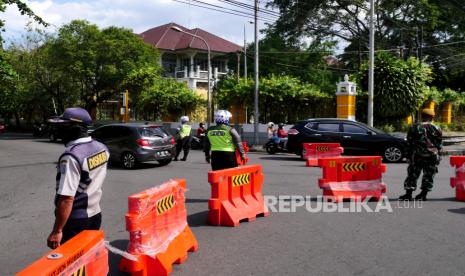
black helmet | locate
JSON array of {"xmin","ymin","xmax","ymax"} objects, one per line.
[{"xmin": 278, "ymin": 123, "xmax": 284, "ymax": 128}]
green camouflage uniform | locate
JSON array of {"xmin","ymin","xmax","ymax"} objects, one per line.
[{"xmin": 403, "ymin": 122, "xmax": 442, "ymax": 191}]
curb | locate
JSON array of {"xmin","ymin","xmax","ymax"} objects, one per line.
[{"xmin": 442, "ymin": 150, "xmax": 465, "ymax": 156}]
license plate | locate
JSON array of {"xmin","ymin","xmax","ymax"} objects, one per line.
[{"xmin": 157, "ymin": 151, "xmax": 170, "ymax": 157}]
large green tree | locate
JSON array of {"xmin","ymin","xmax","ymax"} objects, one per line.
[
  {"xmin": 48, "ymin": 20, "xmax": 160, "ymax": 113},
  {"xmin": 357, "ymin": 52, "xmax": 432, "ymax": 122}
]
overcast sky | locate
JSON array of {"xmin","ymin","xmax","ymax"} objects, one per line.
[{"xmin": 2, "ymin": 0, "xmax": 273, "ymax": 46}]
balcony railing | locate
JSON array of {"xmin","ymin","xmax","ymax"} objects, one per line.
[{"xmin": 173, "ymin": 66, "xmax": 229, "ymax": 80}]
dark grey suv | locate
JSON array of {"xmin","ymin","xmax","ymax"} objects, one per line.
[{"xmin": 91, "ymin": 123, "xmax": 176, "ymax": 169}]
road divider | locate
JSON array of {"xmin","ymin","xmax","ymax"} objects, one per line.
[
  {"xmin": 208, "ymin": 164, "xmax": 269, "ymax": 226},
  {"xmin": 303, "ymin": 143, "xmax": 344, "ymax": 167},
  {"xmin": 17, "ymin": 230, "xmax": 108, "ymax": 276},
  {"xmin": 119, "ymin": 179, "xmax": 198, "ymax": 276},
  {"xmin": 450, "ymin": 156, "xmax": 465, "ymax": 201},
  {"xmin": 318, "ymin": 156, "xmax": 387, "ymax": 202}
]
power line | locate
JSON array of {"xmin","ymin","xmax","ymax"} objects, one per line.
[{"xmin": 172, "ymin": 0, "xmax": 276, "ymax": 23}]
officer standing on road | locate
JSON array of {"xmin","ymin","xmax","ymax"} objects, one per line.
[
  {"xmin": 204, "ymin": 110, "xmax": 246, "ymax": 171},
  {"xmin": 399, "ymin": 108, "xmax": 442, "ymax": 201},
  {"xmin": 174, "ymin": 116, "xmax": 192, "ymax": 161},
  {"xmin": 47, "ymin": 108, "xmax": 109, "ymax": 249}
]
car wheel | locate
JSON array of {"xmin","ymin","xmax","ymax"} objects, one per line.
[
  {"xmin": 121, "ymin": 152, "xmax": 137, "ymax": 169},
  {"xmin": 383, "ymin": 145, "xmax": 403, "ymax": 163},
  {"xmin": 158, "ymin": 159, "xmax": 172, "ymax": 166}
]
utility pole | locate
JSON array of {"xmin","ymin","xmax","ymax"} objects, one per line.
[
  {"xmin": 244, "ymin": 23, "xmax": 247, "ymax": 80},
  {"xmin": 253, "ymin": 0, "xmax": 260, "ymax": 146},
  {"xmin": 368, "ymin": 0, "xmax": 374, "ymax": 127}
]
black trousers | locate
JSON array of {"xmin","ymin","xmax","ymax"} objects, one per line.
[
  {"xmin": 211, "ymin": 151, "xmax": 238, "ymax": 171},
  {"xmin": 175, "ymin": 136, "xmax": 191, "ymax": 159},
  {"xmin": 62, "ymin": 213, "xmax": 102, "ymax": 244}
]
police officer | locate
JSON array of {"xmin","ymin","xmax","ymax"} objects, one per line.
[
  {"xmin": 204, "ymin": 110, "xmax": 246, "ymax": 171},
  {"xmin": 174, "ymin": 116, "xmax": 192, "ymax": 161},
  {"xmin": 399, "ymin": 108, "xmax": 442, "ymax": 201},
  {"xmin": 47, "ymin": 107, "xmax": 109, "ymax": 249}
]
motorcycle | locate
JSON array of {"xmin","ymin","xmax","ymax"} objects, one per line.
[
  {"xmin": 265, "ymin": 136, "xmax": 288, "ymax": 154},
  {"xmin": 191, "ymin": 136, "xmax": 204, "ymax": 150},
  {"xmin": 32, "ymin": 123, "xmax": 48, "ymax": 138}
]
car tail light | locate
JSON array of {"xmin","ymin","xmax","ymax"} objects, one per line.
[
  {"xmin": 136, "ymin": 139, "xmax": 150, "ymax": 147},
  {"xmin": 170, "ymin": 137, "xmax": 175, "ymax": 145},
  {"xmin": 288, "ymin": 128, "xmax": 299, "ymax": 135}
]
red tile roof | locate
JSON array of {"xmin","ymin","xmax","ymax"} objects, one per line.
[{"xmin": 139, "ymin": 23, "xmax": 242, "ymax": 53}]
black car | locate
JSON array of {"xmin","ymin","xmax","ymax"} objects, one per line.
[
  {"xmin": 91, "ymin": 123, "xmax": 176, "ymax": 169},
  {"xmin": 287, "ymin": 118, "xmax": 407, "ymax": 162}
]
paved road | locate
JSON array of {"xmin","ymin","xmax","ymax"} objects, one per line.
[{"xmin": 1, "ymin": 137, "xmax": 465, "ymax": 275}]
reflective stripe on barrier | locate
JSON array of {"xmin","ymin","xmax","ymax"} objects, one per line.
[
  {"xmin": 208, "ymin": 164, "xmax": 269, "ymax": 227},
  {"xmin": 17, "ymin": 230, "xmax": 108, "ymax": 276},
  {"xmin": 119, "ymin": 179, "xmax": 198, "ymax": 276},
  {"xmin": 303, "ymin": 143, "xmax": 344, "ymax": 167},
  {"xmin": 450, "ymin": 156, "xmax": 465, "ymax": 201},
  {"xmin": 318, "ymin": 156, "xmax": 387, "ymax": 202}
]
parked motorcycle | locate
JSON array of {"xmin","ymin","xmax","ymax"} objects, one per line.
[
  {"xmin": 32, "ymin": 123, "xmax": 48, "ymax": 138},
  {"xmin": 265, "ymin": 137, "xmax": 287, "ymax": 154}
]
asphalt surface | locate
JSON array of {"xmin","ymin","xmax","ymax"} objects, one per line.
[{"xmin": 2, "ymin": 136, "xmax": 465, "ymax": 275}]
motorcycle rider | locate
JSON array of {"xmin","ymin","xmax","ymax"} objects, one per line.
[{"xmin": 277, "ymin": 123, "xmax": 288, "ymax": 148}]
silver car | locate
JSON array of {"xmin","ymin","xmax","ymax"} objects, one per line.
[{"xmin": 91, "ymin": 123, "xmax": 176, "ymax": 169}]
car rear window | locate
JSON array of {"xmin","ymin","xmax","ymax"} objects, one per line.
[
  {"xmin": 304, "ymin": 122, "xmax": 317, "ymax": 130},
  {"xmin": 140, "ymin": 127, "xmax": 168, "ymax": 138}
]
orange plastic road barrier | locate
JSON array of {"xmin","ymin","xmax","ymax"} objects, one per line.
[
  {"xmin": 318, "ymin": 156, "xmax": 387, "ymax": 202},
  {"xmin": 303, "ymin": 143, "xmax": 344, "ymax": 167},
  {"xmin": 450, "ymin": 156, "xmax": 465, "ymax": 201},
  {"xmin": 208, "ymin": 164, "xmax": 269, "ymax": 226},
  {"xmin": 236, "ymin": 141, "xmax": 249, "ymax": 166},
  {"xmin": 17, "ymin": 230, "xmax": 108, "ymax": 276},
  {"xmin": 119, "ymin": 179, "xmax": 198, "ymax": 276}
]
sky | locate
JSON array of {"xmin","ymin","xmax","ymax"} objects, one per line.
[{"xmin": 2, "ymin": 0, "xmax": 273, "ymax": 46}]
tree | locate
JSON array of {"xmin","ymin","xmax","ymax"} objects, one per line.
[
  {"xmin": 357, "ymin": 52, "xmax": 432, "ymax": 122},
  {"xmin": 215, "ymin": 75, "xmax": 333, "ymax": 122},
  {"xmin": 48, "ymin": 20, "xmax": 160, "ymax": 114},
  {"xmin": 138, "ymin": 77, "xmax": 204, "ymax": 121}
]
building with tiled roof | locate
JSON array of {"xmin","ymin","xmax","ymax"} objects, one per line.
[{"xmin": 140, "ymin": 23, "xmax": 242, "ymax": 91}]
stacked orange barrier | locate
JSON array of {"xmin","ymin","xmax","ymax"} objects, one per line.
[
  {"xmin": 318, "ymin": 156, "xmax": 387, "ymax": 202},
  {"xmin": 236, "ymin": 141, "xmax": 249, "ymax": 166},
  {"xmin": 450, "ymin": 156, "xmax": 465, "ymax": 201},
  {"xmin": 17, "ymin": 230, "xmax": 108, "ymax": 276},
  {"xmin": 119, "ymin": 179, "xmax": 198, "ymax": 276},
  {"xmin": 208, "ymin": 164, "xmax": 269, "ymax": 226},
  {"xmin": 303, "ymin": 143, "xmax": 344, "ymax": 167}
]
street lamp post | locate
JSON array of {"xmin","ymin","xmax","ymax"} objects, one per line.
[{"xmin": 170, "ymin": 26, "xmax": 212, "ymax": 127}]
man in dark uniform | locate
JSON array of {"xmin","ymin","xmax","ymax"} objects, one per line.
[
  {"xmin": 47, "ymin": 107, "xmax": 109, "ymax": 249},
  {"xmin": 399, "ymin": 108, "xmax": 442, "ymax": 201},
  {"xmin": 204, "ymin": 110, "xmax": 246, "ymax": 171}
]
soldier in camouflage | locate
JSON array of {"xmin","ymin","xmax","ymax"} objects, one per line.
[{"xmin": 399, "ymin": 108, "xmax": 442, "ymax": 201}]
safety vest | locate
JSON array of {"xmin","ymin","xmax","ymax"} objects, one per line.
[
  {"xmin": 207, "ymin": 125, "xmax": 235, "ymax": 152},
  {"xmin": 179, "ymin": 124, "xmax": 192, "ymax": 139}
]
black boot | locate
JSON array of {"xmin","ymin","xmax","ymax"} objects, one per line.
[
  {"xmin": 399, "ymin": 190, "xmax": 413, "ymax": 201},
  {"xmin": 415, "ymin": 190, "xmax": 428, "ymax": 201}
]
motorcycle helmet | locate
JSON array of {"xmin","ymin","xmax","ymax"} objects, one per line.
[
  {"xmin": 267, "ymin": 122, "xmax": 275, "ymax": 128},
  {"xmin": 214, "ymin": 110, "xmax": 232, "ymax": 125},
  {"xmin": 180, "ymin": 116, "xmax": 189, "ymax": 124}
]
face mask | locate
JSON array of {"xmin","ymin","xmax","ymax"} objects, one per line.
[{"xmin": 62, "ymin": 124, "xmax": 88, "ymax": 145}]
